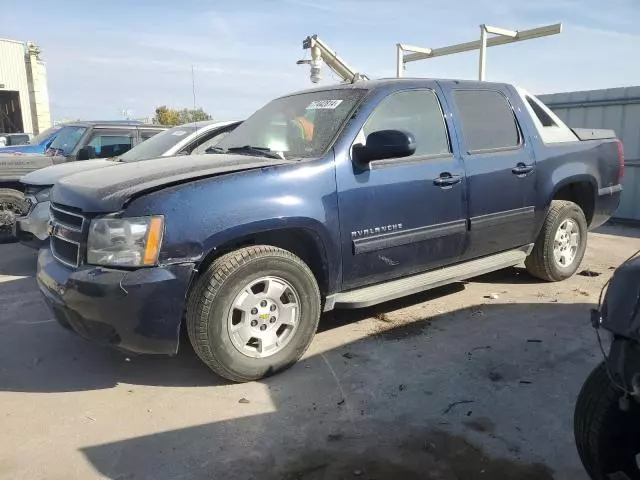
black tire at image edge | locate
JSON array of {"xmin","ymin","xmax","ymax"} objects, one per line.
[{"xmin": 574, "ymin": 362, "xmax": 640, "ymax": 480}]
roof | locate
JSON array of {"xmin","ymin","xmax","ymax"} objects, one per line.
[
  {"xmin": 280, "ymin": 77, "xmax": 512, "ymax": 97},
  {"xmin": 63, "ymin": 120, "xmax": 167, "ymax": 129},
  {"xmin": 178, "ymin": 120, "xmax": 242, "ymax": 129}
]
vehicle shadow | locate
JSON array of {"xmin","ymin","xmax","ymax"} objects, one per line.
[
  {"xmin": 319, "ymin": 283, "xmax": 466, "ymax": 333},
  {"xmin": 78, "ymin": 301, "xmax": 596, "ymax": 480},
  {"xmin": 469, "ymin": 266, "xmax": 541, "ymax": 285},
  {"xmin": 0, "ymin": 283, "xmax": 466, "ymax": 393},
  {"xmin": 595, "ymin": 223, "xmax": 640, "ymax": 239}
]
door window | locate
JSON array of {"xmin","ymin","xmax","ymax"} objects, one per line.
[
  {"xmin": 190, "ymin": 129, "xmax": 234, "ymax": 155},
  {"xmin": 86, "ymin": 131, "xmax": 134, "ymax": 158},
  {"xmin": 360, "ymin": 90, "xmax": 450, "ymax": 158},
  {"xmin": 453, "ymin": 90, "xmax": 520, "ymax": 152}
]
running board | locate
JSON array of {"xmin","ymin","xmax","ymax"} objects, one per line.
[{"xmin": 331, "ymin": 245, "xmax": 533, "ymax": 309}]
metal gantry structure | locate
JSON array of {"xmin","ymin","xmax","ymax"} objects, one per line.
[
  {"xmin": 396, "ymin": 23, "xmax": 562, "ymax": 80},
  {"xmin": 297, "ymin": 35, "xmax": 369, "ymax": 84},
  {"xmin": 298, "ymin": 23, "xmax": 562, "ymax": 85}
]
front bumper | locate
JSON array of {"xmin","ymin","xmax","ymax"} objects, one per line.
[
  {"xmin": 16, "ymin": 198, "xmax": 50, "ymax": 249},
  {"xmin": 37, "ymin": 248, "xmax": 195, "ymax": 355}
]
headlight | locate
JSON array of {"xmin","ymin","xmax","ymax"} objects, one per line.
[
  {"xmin": 87, "ymin": 215, "xmax": 164, "ymax": 267},
  {"xmin": 35, "ymin": 188, "xmax": 51, "ymax": 202}
]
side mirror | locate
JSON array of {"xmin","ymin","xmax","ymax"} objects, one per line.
[
  {"xmin": 352, "ymin": 129, "xmax": 416, "ymax": 163},
  {"xmin": 76, "ymin": 146, "xmax": 95, "ymax": 161}
]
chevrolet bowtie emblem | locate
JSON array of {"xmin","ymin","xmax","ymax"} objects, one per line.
[{"xmin": 46, "ymin": 222, "xmax": 54, "ymax": 236}]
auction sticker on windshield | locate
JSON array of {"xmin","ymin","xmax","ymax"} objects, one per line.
[
  {"xmin": 171, "ymin": 131, "xmax": 188, "ymax": 136},
  {"xmin": 306, "ymin": 100, "xmax": 343, "ymax": 110}
]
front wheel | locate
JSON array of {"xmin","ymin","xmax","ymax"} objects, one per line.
[
  {"xmin": 0, "ymin": 188, "xmax": 29, "ymax": 242},
  {"xmin": 525, "ymin": 200, "xmax": 588, "ymax": 281},
  {"xmin": 186, "ymin": 245, "xmax": 321, "ymax": 382},
  {"xmin": 574, "ymin": 362, "xmax": 640, "ymax": 480}
]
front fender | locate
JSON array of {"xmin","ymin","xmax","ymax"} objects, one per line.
[
  {"xmin": 125, "ymin": 155, "xmax": 342, "ymax": 292},
  {"xmin": 199, "ymin": 216, "xmax": 340, "ymax": 293}
]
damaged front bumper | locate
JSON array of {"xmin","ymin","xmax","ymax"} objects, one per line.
[{"xmin": 37, "ymin": 247, "xmax": 195, "ymax": 355}]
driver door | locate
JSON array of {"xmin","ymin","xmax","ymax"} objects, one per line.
[{"xmin": 336, "ymin": 88, "xmax": 467, "ymax": 290}]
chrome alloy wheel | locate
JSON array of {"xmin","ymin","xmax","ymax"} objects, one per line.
[
  {"xmin": 227, "ymin": 276, "xmax": 301, "ymax": 358},
  {"xmin": 553, "ymin": 218, "xmax": 580, "ymax": 268}
]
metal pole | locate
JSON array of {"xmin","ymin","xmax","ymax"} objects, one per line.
[
  {"xmin": 396, "ymin": 44, "xmax": 404, "ymax": 78},
  {"xmin": 478, "ymin": 25, "xmax": 487, "ymax": 81}
]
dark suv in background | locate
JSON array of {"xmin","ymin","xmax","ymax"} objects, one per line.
[
  {"xmin": 0, "ymin": 120, "xmax": 167, "ymax": 240},
  {"xmin": 44, "ymin": 121, "xmax": 167, "ymax": 161}
]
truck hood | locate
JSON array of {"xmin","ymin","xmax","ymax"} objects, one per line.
[
  {"xmin": 21, "ymin": 159, "xmax": 114, "ymax": 187},
  {"xmin": 52, "ymin": 153, "xmax": 292, "ymax": 213}
]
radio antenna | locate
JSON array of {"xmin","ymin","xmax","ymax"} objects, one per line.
[{"xmin": 191, "ymin": 64, "xmax": 200, "ymax": 151}]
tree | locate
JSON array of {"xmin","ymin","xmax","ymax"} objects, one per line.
[
  {"xmin": 178, "ymin": 108, "xmax": 212, "ymax": 124},
  {"xmin": 154, "ymin": 106, "xmax": 212, "ymax": 126}
]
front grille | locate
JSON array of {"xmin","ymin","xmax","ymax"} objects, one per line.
[
  {"xmin": 50, "ymin": 204, "xmax": 84, "ymax": 229},
  {"xmin": 52, "ymin": 237, "xmax": 79, "ymax": 266},
  {"xmin": 50, "ymin": 204, "xmax": 86, "ymax": 268}
]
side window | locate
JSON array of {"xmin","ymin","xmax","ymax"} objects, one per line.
[
  {"xmin": 453, "ymin": 90, "xmax": 520, "ymax": 152},
  {"xmin": 526, "ymin": 96, "xmax": 557, "ymax": 127},
  {"xmin": 360, "ymin": 90, "xmax": 450, "ymax": 158},
  {"xmin": 139, "ymin": 129, "xmax": 163, "ymax": 141},
  {"xmin": 190, "ymin": 129, "xmax": 234, "ymax": 155},
  {"xmin": 86, "ymin": 130, "xmax": 134, "ymax": 158}
]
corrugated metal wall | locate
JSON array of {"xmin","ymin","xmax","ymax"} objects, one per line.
[
  {"xmin": 538, "ymin": 87, "xmax": 640, "ymax": 222},
  {"xmin": 0, "ymin": 38, "xmax": 34, "ymax": 134}
]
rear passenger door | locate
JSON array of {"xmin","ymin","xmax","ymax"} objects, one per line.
[{"xmin": 443, "ymin": 86, "xmax": 537, "ymax": 260}]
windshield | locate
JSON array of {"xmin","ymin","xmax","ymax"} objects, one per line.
[
  {"xmin": 29, "ymin": 126, "xmax": 62, "ymax": 145},
  {"xmin": 47, "ymin": 126, "xmax": 87, "ymax": 155},
  {"xmin": 216, "ymin": 89, "xmax": 366, "ymax": 159},
  {"xmin": 118, "ymin": 125, "xmax": 198, "ymax": 162}
]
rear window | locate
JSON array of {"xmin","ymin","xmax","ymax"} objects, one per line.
[
  {"xmin": 526, "ymin": 96, "xmax": 557, "ymax": 127},
  {"xmin": 453, "ymin": 90, "xmax": 520, "ymax": 152}
]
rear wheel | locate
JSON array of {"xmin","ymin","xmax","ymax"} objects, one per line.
[
  {"xmin": 525, "ymin": 200, "xmax": 587, "ymax": 281},
  {"xmin": 186, "ymin": 245, "xmax": 321, "ymax": 382},
  {"xmin": 0, "ymin": 188, "xmax": 28, "ymax": 243},
  {"xmin": 574, "ymin": 362, "xmax": 640, "ymax": 480}
]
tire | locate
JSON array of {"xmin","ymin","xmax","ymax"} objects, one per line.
[
  {"xmin": 525, "ymin": 200, "xmax": 587, "ymax": 281},
  {"xmin": 0, "ymin": 188, "xmax": 28, "ymax": 242},
  {"xmin": 186, "ymin": 245, "xmax": 321, "ymax": 382},
  {"xmin": 574, "ymin": 362, "xmax": 640, "ymax": 480}
]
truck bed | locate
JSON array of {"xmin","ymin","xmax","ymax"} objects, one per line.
[{"xmin": 572, "ymin": 128, "xmax": 617, "ymax": 141}]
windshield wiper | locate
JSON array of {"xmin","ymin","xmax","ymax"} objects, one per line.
[
  {"xmin": 205, "ymin": 146, "xmax": 228, "ymax": 154},
  {"xmin": 226, "ymin": 145, "xmax": 284, "ymax": 160}
]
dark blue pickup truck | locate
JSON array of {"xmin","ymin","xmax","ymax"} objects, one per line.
[{"xmin": 37, "ymin": 79, "xmax": 624, "ymax": 382}]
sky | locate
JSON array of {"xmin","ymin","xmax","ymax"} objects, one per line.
[{"xmin": 3, "ymin": 0, "xmax": 639, "ymax": 122}]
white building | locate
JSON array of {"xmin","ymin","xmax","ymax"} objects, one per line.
[{"xmin": 0, "ymin": 38, "xmax": 52, "ymax": 135}]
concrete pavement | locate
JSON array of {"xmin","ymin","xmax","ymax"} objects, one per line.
[{"xmin": 0, "ymin": 226, "xmax": 638, "ymax": 479}]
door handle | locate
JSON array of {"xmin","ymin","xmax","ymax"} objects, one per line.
[
  {"xmin": 512, "ymin": 163, "xmax": 534, "ymax": 176},
  {"xmin": 433, "ymin": 173, "xmax": 462, "ymax": 187}
]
